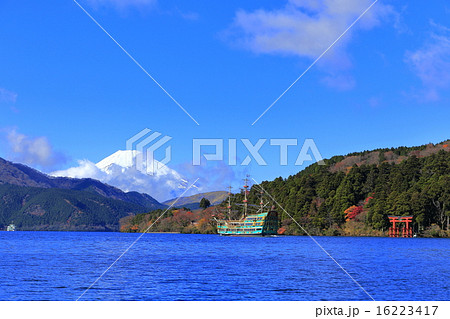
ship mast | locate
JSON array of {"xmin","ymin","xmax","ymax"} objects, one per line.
[
  {"xmin": 260, "ymin": 189, "xmax": 264, "ymax": 212},
  {"xmin": 243, "ymin": 175, "xmax": 249, "ymax": 218},
  {"xmin": 227, "ymin": 186, "xmax": 232, "ymax": 218}
]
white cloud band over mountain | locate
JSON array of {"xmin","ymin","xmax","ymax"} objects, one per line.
[{"xmin": 51, "ymin": 150, "xmax": 191, "ymax": 202}]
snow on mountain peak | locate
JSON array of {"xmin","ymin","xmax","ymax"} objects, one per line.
[
  {"xmin": 96, "ymin": 150, "xmax": 179, "ymax": 178},
  {"xmin": 96, "ymin": 150, "xmax": 137, "ymax": 170},
  {"xmin": 52, "ymin": 150, "xmax": 192, "ymax": 202}
]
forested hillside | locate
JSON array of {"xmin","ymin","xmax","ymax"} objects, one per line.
[
  {"xmin": 0, "ymin": 156, "xmax": 167, "ymax": 231},
  {"xmin": 238, "ymin": 142, "xmax": 450, "ymax": 236},
  {"xmin": 0, "ymin": 184, "xmax": 148, "ymax": 231},
  {"xmin": 120, "ymin": 207, "xmax": 217, "ymax": 234},
  {"xmin": 123, "ymin": 141, "xmax": 449, "ymax": 237}
]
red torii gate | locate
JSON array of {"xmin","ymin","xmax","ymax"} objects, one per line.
[{"xmin": 388, "ymin": 216, "xmax": 413, "ymax": 238}]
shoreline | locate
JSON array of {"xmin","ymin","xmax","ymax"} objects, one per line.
[{"xmin": 2, "ymin": 229, "xmax": 449, "ymax": 238}]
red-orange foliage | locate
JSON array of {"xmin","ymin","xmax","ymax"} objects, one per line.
[
  {"xmin": 364, "ymin": 193, "xmax": 374, "ymax": 205},
  {"xmin": 172, "ymin": 210, "xmax": 194, "ymax": 227},
  {"xmin": 345, "ymin": 205, "xmax": 363, "ymax": 221},
  {"xmin": 196, "ymin": 217, "xmax": 209, "ymax": 231}
]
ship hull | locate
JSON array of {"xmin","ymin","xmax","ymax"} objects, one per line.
[
  {"xmin": 218, "ymin": 230, "xmax": 274, "ymax": 236},
  {"xmin": 218, "ymin": 233, "xmax": 275, "ymax": 236},
  {"xmin": 216, "ymin": 210, "xmax": 279, "ymax": 236}
]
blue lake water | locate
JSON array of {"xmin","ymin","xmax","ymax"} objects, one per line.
[{"xmin": 0, "ymin": 231, "xmax": 448, "ymax": 301}]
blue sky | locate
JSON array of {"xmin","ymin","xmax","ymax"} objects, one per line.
[{"xmin": 1, "ymin": 0, "xmax": 450, "ymax": 199}]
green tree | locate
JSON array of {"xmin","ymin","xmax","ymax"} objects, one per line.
[{"xmin": 199, "ymin": 197, "xmax": 211, "ymax": 209}]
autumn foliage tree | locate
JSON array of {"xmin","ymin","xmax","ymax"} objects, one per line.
[
  {"xmin": 344, "ymin": 205, "xmax": 363, "ymax": 221},
  {"xmin": 172, "ymin": 210, "xmax": 194, "ymax": 227}
]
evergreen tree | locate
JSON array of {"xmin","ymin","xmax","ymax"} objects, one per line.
[{"xmin": 199, "ymin": 198, "xmax": 211, "ymax": 209}]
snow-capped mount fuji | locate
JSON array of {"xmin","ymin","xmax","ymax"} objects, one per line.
[
  {"xmin": 95, "ymin": 150, "xmax": 191, "ymax": 201},
  {"xmin": 96, "ymin": 150, "xmax": 182, "ymax": 178},
  {"xmin": 97, "ymin": 150, "xmax": 138, "ymax": 170},
  {"xmin": 52, "ymin": 150, "xmax": 192, "ymax": 202}
]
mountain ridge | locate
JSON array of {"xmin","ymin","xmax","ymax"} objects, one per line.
[
  {"xmin": 0, "ymin": 183, "xmax": 148, "ymax": 231},
  {"xmin": 0, "ymin": 157, "xmax": 165, "ymax": 210},
  {"xmin": 163, "ymin": 191, "xmax": 229, "ymax": 210},
  {"xmin": 326, "ymin": 140, "xmax": 450, "ymax": 174}
]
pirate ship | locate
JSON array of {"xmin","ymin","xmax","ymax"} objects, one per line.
[{"xmin": 215, "ymin": 177, "xmax": 279, "ymax": 236}]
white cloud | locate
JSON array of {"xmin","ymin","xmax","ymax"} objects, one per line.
[
  {"xmin": 227, "ymin": 0, "xmax": 396, "ymax": 89},
  {"xmin": 0, "ymin": 88, "xmax": 18, "ymax": 104},
  {"xmin": 52, "ymin": 159, "xmax": 107, "ymax": 180},
  {"xmin": 51, "ymin": 151, "xmax": 194, "ymax": 202},
  {"xmin": 3, "ymin": 128, "xmax": 66, "ymax": 169},
  {"xmin": 176, "ymin": 160, "xmax": 246, "ymax": 195},
  {"xmin": 51, "ymin": 151, "xmax": 247, "ymax": 202},
  {"xmin": 175, "ymin": 9, "xmax": 199, "ymax": 21},
  {"xmin": 86, "ymin": 0, "xmax": 156, "ymax": 10},
  {"xmin": 52, "ymin": 159, "xmax": 183, "ymax": 202},
  {"xmin": 368, "ymin": 96, "xmax": 382, "ymax": 108},
  {"xmin": 321, "ymin": 74, "xmax": 356, "ymax": 91},
  {"xmin": 405, "ymin": 23, "xmax": 450, "ymax": 101},
  {"xmin": 230, "ymin": 0, "xmax": 394, "ymax": 58}
]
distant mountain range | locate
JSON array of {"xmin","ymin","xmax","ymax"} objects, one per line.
[
  {"xmin": 0, "ymin": 154, "xmax": 226, "ymax": 231},
  {"xmin": 0, "ymin": 157, "xmax": 164, "ymax": 209},
  {"xmin": 163, "ymin": 191, "xmax": 229, "ymax": 210},
  {"xmin": 0, "ymin": 157, "xmax": 166, "ymax": 231}
]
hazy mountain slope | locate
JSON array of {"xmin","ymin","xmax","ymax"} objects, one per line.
[
  {"xmin": 163, "ymin": 191, "xmax": 229, "ymax": 209},
  {"xmin": 327, "ymin": 140, "xmax": 450, "ymax": 173},
  {"xmin": 0, "ymin": 157, "xmax": 55, "ymax": 188}
]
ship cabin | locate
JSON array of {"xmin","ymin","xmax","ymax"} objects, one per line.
[{"xmin": 217, "ymin": 210, "xmax": 278, "ymax": 236}]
